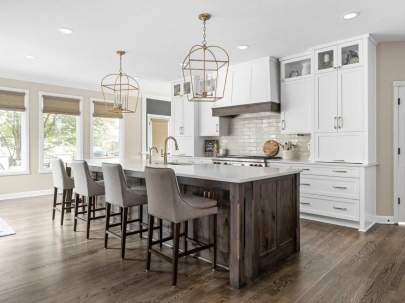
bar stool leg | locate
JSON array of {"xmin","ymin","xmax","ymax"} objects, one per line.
[
  {"xmin": 212, "ymin": 214, "xmax": 217, "ymax": 270},
  {"xmin": 73, "ymin": 193, "xmax": 80, "ymax": 232},
  {"xmin": 104, "ymin": 202, "xmax": 111, "ymax": 248},
  {"xmin": 52, "ymin": 187, "xmax": 58, "ymax": 220},
  {"xmin": 86, "ymin": 196, "xmax": 91, "ymax": 239},
  {"xmin": 146, "ymin": 215, "xmax": 155, "ymax": 271},
  {"xmin": 184, "ymin": 220, "xmax": 188, "ymax": 254},
  {"xmin": 172, "ymin": 223, "xmax": 180, "ymax": 286},
  {"xmin": 60, "ymin": 189, "xmax": 67, "ymax": 226},
  {"xmin": 159, "ymin": 219, "xmax": 163, "ymax": 248},
  {"xmin": 121, "ymin": 207, "xmax": 128, "ymax": 259},
  {"xmin": 139, "ymin": 205, "xmax": 143, "ymax": 239},
  {"xmin": 66, "ymin": 189, "xmax": 72, "ymax": 214}
]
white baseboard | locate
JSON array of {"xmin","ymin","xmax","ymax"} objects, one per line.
[
  {"xmin": 0, "ymin": 189, "xmax": 53, "ymax": 201},
  {"xmin": 372, "ymin": 215, "xmax": 395, "ymax": 224}
]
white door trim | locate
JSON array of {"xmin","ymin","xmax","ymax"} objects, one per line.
[
  {"xmin": 393, "ymin": 81, "xmax": 405, "ymax": 223},
  {"xmin": 147, "ymin": 114, "xmax": 171, "ymax": 153}
]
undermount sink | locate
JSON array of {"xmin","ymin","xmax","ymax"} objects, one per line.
[{"xmin": 167, "ymin": 162, "xmax": 193, "ymax": 166}]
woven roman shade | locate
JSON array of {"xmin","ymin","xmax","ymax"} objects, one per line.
[
  {"xmin": 0, "ymin": 90, "xmax": 26, "ymax": 112},
  {"xmin": 42, "ymin": 95, "xmax": 81, "ymax": 116},
  {"xmin": 93, "ymin": 101, "xmax": 123, "ymax": 119}
]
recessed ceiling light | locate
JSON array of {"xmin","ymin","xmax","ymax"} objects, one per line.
[
  {"xmin": 237, "ymin": 45, "xmax": 249, "ymax": 50},
  {"xmin": 25, "ymin": 55, "xmax": 35, "ymax": 59},
  {"xmin": 343, "ymin": 12, "xmax": 359, "ymax": 20},
  {"xmin": 58, "ymin": 27, "xmax": 73, "ymax": 35}
]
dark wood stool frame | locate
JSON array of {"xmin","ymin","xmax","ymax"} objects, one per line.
[
  {"xmin": 52, "ymin": 187, "xmax": 76, "ymax": 225},
  {"xmin": 146, "ymin": 214, "xmax": 217, "ymax": 286},
  {"xmin": 73, "ymin": 194, "xmax": 106, "ymax": 239},
  {"xmin": 104, "ymin": 203, "xmax": 164, "ymax": 258}
]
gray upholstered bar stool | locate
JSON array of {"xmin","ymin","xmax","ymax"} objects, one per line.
[
  {"xmin": 144, "ymin": 166, "xmax": 218, "ymax": 286},
  {"xmin": 71, "ymin": 160, "xmax": 105, "ymax": 239},
  {"xmin": 102, "ymin": 163, "xmax": 149, "ymax": 258},
  {"xmin": 50, "ymin": 158, "xmax": 75, "ymax": 225}
]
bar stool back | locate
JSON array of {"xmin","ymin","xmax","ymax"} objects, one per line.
[
  {"xmin": 50, "ymin": 158, "xmax": 75, "ymax": 225},
  {"xmin": 71, "ymin": 160, "xmax": 105, "ymax": 239},
  {"xmin": 102, "ymin": 163, "xmax": 148, "ymax": 258},
  {"xmin": 144, "ymin": 166, "xmax": 218, "ymax": 286}
]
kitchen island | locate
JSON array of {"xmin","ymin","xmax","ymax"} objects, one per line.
[{"xmin": 84, "ymin": 158, "xmax": 301, "ymax": 288}]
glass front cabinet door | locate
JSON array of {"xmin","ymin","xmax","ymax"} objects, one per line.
[
  {"xmin": 338, "ymin": 40, "xmax": 362, "ymax": 69},
  {"xmin": 315, "ymin": 46, "xmax": 337, "ymax": 73}
]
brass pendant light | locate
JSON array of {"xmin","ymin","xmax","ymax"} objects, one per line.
[
  {"xmin": 101, "ymin": 50, "xmax": 140, "ymax": 113},
  {"xmin": 182, "ymin": 13, "xmax": 230, "ymax": 102}
]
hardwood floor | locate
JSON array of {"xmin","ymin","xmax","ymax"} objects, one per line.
[{"xmin": 1, "ymin": 196, "xmax": 405, "ymax": 303}]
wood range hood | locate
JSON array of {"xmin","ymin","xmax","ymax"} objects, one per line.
[{"xmin": 212, "ymin": 101, "xmax": 280, "ymax": 117}]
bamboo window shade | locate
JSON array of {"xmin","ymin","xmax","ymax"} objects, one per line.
[
  {"xmin": 0, "ymin": 90, "xmax": 26, "ymax": 112},
  {"xmin": 93, "ymin": 101, "xmax": 123, "ymax": 119},
  {"xmin": 42, "ymin": 95, "xmax": 81, "ymax": 116}
]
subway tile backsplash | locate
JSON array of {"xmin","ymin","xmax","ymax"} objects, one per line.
[{"xmin": 219, "ymin": 113, "xmax": 311, "ymax": 159}]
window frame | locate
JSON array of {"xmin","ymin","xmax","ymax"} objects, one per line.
[
  {"xmin": 0, "ymin": 86, "xmax": 30, "ymax": 176},
  {"xmin": 89, "ymin": 98, "xmax": 124, "ymax": 159},
  {"xmin": 38, "ymin": 91, "xmax": 83, "ymax": 173}
]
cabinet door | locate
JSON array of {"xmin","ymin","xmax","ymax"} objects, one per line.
[
  {"xmin": 183, "ymin": 100, "xmax": 195, "ymax": 137},
  {"xmin": 250, "ymin": 57, "xmax": 270, "ymax": 103},
  {"xmin": 315, "ymin": 46, "xmax": 337, "ymax": 73},
  {"xmin": 231, "ymin": 62, "xmax": 251, "ymax": 105},
  {"xmin": 338, "ymin": 40, "xmax": 362, "ymax": 70},
  {"xmin": 213, "ymin": 68, "xmax": 233, "ymax": 108},
  {"xmin": 281, "ymin": 78, "xmax": 313, "ymax": 133},
  {"xmin": 199, "ymin": 101, "xmax": 219, "ymax": 136},
  {"xmin": 338, "ymin": 67, "xmax": 364, "ymax": 132},
  {"xmin": 315, "ymin": 71, "xmax": 338, "ymax": 132},
  {"xmin": 173, "ymin": 97, "xmax": 184, "ymax": 136},
  {"xmin": 314, "ymin": 133, "xmax": 364, "ymax": 163}
]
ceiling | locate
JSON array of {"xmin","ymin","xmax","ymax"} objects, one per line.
[{"xmin": 1, "ymin": 0, "xmax": 405, "ymax": 89}]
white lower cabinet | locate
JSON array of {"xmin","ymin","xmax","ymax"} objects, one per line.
[{"xmin": 269, "ymin": 161, "xmax": 376, "ymax": 231}]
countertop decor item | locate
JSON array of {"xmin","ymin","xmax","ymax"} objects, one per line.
[
  {"xmin": 100, "ymin": 50, "xmax": 140, "ymax": 114},
  {"xmin": 281, "ymin": 141, "xmax": 298, "ymax": 160},
  {"xmin": 263, "ymin": 140, "xmax": 279, "ymax": 156},
  {"xmin": 182, "ymin": 13, "xmax": 229, "ymax": 102}
]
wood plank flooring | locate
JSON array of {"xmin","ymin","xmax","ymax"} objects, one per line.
[{"xmin": 1, "ymin": 196, "xmax": 405, "ymax": 303}]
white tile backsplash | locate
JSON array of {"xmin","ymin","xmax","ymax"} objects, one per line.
[{"xmin": 219, "ymin": 113, "xmax": 311, "ymax": 159}]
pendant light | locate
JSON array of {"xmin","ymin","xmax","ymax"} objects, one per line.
[
  {"xmin": 101, "ymin": 50, "xmax": 140, "ymax": 113},
  {"xmin": 182, "ymin": 13, "xmax": 230, "ymax": 102}
]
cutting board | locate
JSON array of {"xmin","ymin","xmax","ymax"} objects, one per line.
[{"xmin": 263, "ymin": 140, "xmax": 279, "ymax": 156}]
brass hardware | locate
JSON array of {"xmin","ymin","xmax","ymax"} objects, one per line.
[
  {"xmin": 182, "ymin": 12, "xmax": 230, "ymax": 102},
  {"xmin": 301, "ymin": 183, "xmax": 311, "ymax": 186},
  {"xmin": 101, "ymin": 50, "xmax": 140, "ymax": 114},
  {"xmin": 301, "ymin": 202, "xmax": 311, "ymax": 205},
  {"xmin": 333, "ymin": 170, "xmax": 348, "ymax": 173},
  {"xmin": 163, "ymin": 136, "xmax": 179, "ymax": 165},
  {"xmin": 338, "ymin": 116, "xmax": 343, "ymax": 129},
  {"xmin": 333, "ymin": 206, "xmax": 348, "ymax": 211},
  {"xmin": 148, "ymin": 146, "xmax": 158, "ymax": 164},
  {"xmin": 333, "ymin": 186, "xmax": 348, "ymax": 190},
  {"xmin": 334, "ymin": 116, "xmax": 337, "ymax": 129}
]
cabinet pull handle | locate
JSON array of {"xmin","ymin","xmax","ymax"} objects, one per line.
[
  {"xmin": 302, "ymin": 168, "xmax": 310, "ymax": 171},
  {"xmin": 333, "ymin": 186, "xmax": 348, "ymax": 190},
  {"xmin": 339, "ymin": 116, "xmax": 343, "ymax": 129},
  {"xmin": 334, "ymin": 116, "xmax": 337, "ymax": 129},
  {"xmin": 333, "ymin": 170, "xmax": 348, "ymax": 173},
  {"xmin": 333, "ymin": 160, "xmax": 345, "ymax": 162},
  {"xmin": 281, "ymin": 120, "xmax": 286, "ymax": 130},
  {"xmin": 301, "ymin": 202, "xmax": 311, "ymax": 205},
  {"xmin": 333, "ymin": 206, "xmax": 348, "ymax": 211},
  {"xmin": 301, "ymin": 183, "xmax": 311, "ymax": 186}
]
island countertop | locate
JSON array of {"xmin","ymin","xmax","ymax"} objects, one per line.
[{"xmin": 84, "ymin": 158, "xmax": 301, "ymax": 183}]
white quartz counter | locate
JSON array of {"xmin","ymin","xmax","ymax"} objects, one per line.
[{"xmin": 85, "ymin": 158, "xmax": 301, "ymax": 184}]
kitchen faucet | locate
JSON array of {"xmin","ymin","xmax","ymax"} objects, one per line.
[
  {"xmin": 148, "ymin": 146, "xmax": 158, "ymax": 164},
  {"xmin": 163, "ymin": 136, "xmax": 179, "ymax": 165}
]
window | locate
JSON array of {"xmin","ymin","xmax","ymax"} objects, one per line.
[
  {"xmin": 39, "ymin": 93, "xmax": 82, "ymax": 170},
  {"xmin": 0, "ymin": 89, "xmax": 29, "ymax": 174},
  {"xmin": 91, "ymin": 100, "xmax": 122, "ymax": 158}
]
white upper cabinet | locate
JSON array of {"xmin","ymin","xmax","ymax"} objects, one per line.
[
  {"xmin": 315, "ymin": 71, "xmax": 339, "ymax": 132},
  {"xmin": 280, "ymin": 54, "xmax": 313, "ymax": 134},
  {"xmin": 198, "ymin": 101, "xmax": 218, "ymax": 136},
  {"xmin": 315, "ymin": 45, "xmax": 338, "ymax": 73},
  {"xmin": 212, "ymin": 67, "xmax": 233, "ymax": 108},
  {"xmin": 338, "ymin": 40, "xmax": 363, "ymax": 70}
]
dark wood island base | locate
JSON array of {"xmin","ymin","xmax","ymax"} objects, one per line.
[{"xmin": 177, "ymin": 173, "xmax": 300, "ymax": 288}]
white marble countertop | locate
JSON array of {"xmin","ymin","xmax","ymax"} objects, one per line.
[{"xmin": 85, "ymin": 158, "xmax": 301, "ymax": 183}]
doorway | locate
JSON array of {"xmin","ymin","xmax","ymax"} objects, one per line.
[
  {"xmin": 394, "ymin": 81, "xmax": 405, "ymax": 223},
  {"xmin": 147, "ymin": 115, "xmax": 170, "ymax": 158}
]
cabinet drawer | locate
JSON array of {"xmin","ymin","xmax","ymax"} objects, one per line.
[
  {"xmin": 291, "ymin": 165, "xmax": 360, "ymax": 178},
  {"xmin": 300, "ymin": 176, "xmax": 359, "ymax": 199},
  {"xmin": 300, "ymin": 196, "xmax": 359, "ymax": 221}
]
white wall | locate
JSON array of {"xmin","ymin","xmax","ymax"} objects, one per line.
[{"xmin": 0, "ymin": 76, "xmax": 170, "ymax": 196}]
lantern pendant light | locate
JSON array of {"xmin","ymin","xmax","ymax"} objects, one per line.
[
  {"xmin": 101, "ymin": 50, "xmax": 140, "ymax": 113},
  {"xmin": 182, "ymin": 13, "xmax": 230, "ymax": 102}
]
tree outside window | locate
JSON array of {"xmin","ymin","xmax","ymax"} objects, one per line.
[
  {"xmin": 92, "ymin": 117, "xmax": 119, "ymax": 158},
  {"xmin": 0, "ymin": 110, "xmax": 23, "ymax": 171}
]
